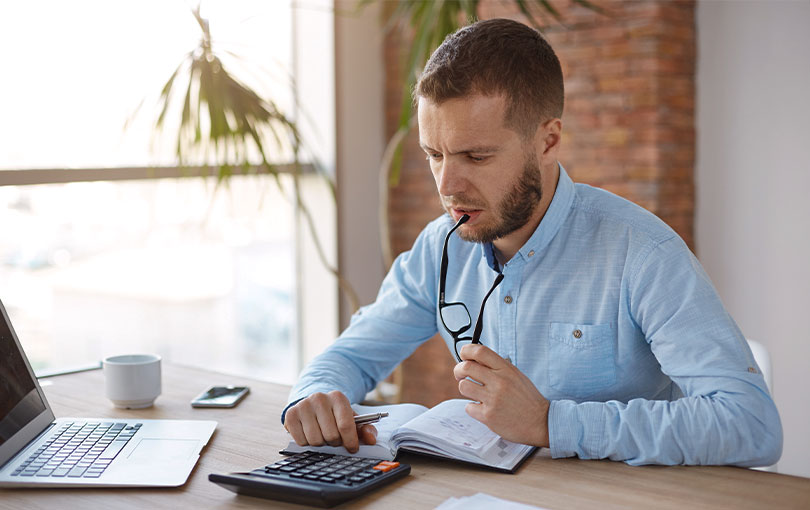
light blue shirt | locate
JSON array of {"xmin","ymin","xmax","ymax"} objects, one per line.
[{"xmin": 288, "ymin": 166, "xmax": 782, "ymax": 466}]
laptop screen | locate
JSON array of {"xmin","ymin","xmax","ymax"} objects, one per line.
[{"xmin": 0, "ymin": 306, "xmax": 47, "ymax": 448}]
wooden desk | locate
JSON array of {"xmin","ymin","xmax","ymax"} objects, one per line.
[{"xmin": 2, "ymin": 363, "xmax": 809, "ymax": 509}]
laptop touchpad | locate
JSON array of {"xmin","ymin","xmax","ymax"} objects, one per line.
[{"xmin": 128, "ymin": 439, "xmax": 199, "ymax": 461}]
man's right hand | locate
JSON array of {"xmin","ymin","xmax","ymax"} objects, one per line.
[{"xmin": 283, "ymin": 390, "xmax": 377, "ymax": 453}]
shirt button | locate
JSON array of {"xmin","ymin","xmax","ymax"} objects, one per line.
[
  {"xmin": 748, "ymin": 366, "xmax": 757, "ymax": 373},
  {"xmin": 528, "ymin": 250, "xmax": 535, "ymax": 257},
  {"xmin": 504, "ymin": 296, "xmax": 513, "ymax": 304},
  {"xmin": 573, "ymin": 329, "xmax": 583, "ymax": 339}
]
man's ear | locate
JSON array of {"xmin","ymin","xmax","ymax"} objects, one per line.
[{"xmin": 537, "ymin": 118, "xmax": 562, "ymax": 156}]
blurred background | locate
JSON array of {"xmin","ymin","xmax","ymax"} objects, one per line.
[{"xmin": 0, "ymin": 0, "xmax": 807, "ymax": 478}]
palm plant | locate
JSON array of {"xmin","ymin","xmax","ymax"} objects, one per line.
[{"xmin": 144, "ymin": 5, "xmax": 359, "ymax": 311}]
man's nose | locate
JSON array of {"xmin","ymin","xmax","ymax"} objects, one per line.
[{"xmin": 437, "ymin": 158, "xmax": 465, "ymax": 197}]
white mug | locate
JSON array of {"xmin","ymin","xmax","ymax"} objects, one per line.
[{"xmin": 102, "ymin": 354, "xmax": 162, "ymax": 409}]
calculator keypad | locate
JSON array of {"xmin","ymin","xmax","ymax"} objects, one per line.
[{"xmin": 262, "ymin": 451, "xmax": 396, "ymax": 487}]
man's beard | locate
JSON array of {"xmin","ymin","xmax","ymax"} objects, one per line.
[{"xmin": 454, "ymin": 151, "xmax": 543, "ymax": 244}]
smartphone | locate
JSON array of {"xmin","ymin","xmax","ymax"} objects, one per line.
[{"xmin": 191, "ymin": 385, "xmax": 250, "ymax": 408}]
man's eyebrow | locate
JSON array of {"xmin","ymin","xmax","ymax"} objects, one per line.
[{"xmin": 418, "ymin": 143, "xmax": 499, "ymax": 154}]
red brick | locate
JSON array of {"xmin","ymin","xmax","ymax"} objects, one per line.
[
  {"xmin": 561, "ymin": 45, "xmax": 600, "ymax": 61},
  {"xmin": 628, "ymin": 91, "xmax": 659, "ymax": 109},
  {"xmin": 627, "ymin": 165, "xmax": 661, "ymax": 181},
  {"xmin": 664, "ymin": 94, "xmax": 694, "ymax": 110},
  {"xmin": 603, "ymin": 127, "xmax": 631, "ymax": 147},
  {"xmin": 624, "ymin": 1, "xmax": 662, "ymax": 20},
  {"xmin": 565, "ymin": 76, "xmax": 597, "ymax": 94},
  {"xmin": 593, "ymin": 59, "xmax": 629, "ymax": 77},
  {"xmin": 628, "ymin": 37, "xmax": 660, "ymax": 56},
  {"xmin": 599, "ymin": 41, "xmax": 633, "ymax": 58}
]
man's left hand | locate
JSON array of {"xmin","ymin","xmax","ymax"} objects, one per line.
[{"xmin": 454, "ymin": 343, "xmax": 550, "ymax": 447}]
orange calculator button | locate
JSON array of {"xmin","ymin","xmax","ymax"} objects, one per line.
[{"xmin": 373, "ymin": 461, "xmax": 400, "ymax": 472}]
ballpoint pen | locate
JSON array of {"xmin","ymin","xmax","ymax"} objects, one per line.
[{"xmin": 353, "ymin": 412, "xmax": 388, "ymax": 426}]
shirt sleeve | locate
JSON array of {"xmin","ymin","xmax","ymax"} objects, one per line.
[
  {"xmin": 548, "ymin": 236, "xmax": 783, "ymax": 466},
  {"xmin": 285, "ymin": 223, "xmax": 442, "ymax": 409}
]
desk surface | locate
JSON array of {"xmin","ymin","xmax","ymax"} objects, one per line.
[{"xmin": 2, "ymin": 363, "xmax": 808, "ymax": 509}]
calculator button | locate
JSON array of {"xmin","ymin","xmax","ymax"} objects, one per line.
[{"xmin": 373, "ymin": 461, "xmax": 400, "ymax": 473}]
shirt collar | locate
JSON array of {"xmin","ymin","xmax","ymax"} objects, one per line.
[{"xmin": 480, "ymin": 162, "xmax": 575, "ymax": 269}]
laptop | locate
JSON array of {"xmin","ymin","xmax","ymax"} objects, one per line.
[{"xmin": 0, "ymin": 300, "xmax": 217, "ymax": 488}]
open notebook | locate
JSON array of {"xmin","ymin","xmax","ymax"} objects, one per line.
[{"xmin": 283, "ymin": 399, "xmax": 535, "ymax": 473}]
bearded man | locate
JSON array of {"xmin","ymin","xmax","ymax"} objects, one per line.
[{"xmin": 282, "ymin": 18, "xmax": 781, "ymax": 467}]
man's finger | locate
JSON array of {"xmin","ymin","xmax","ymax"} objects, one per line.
[
  {"xmin": 332, "ymin": 402, "xmax": 361, "ymax": 452},
  {"xmin": 458, "ymin": 377, "xmax": 486, "ymax": 402},
  {"xmin": 453, "ymin": 359, "xmax": 491, "ymax": 385},
  {"xmin": 285, "ymin": 412, "xmax": 308, "ymax": 446},
  {"xmin": 298, "ymin": 404, "xmax": 326, "ymax": 446},
  {"xmin": 465, "ymin": 401, "xmax": 485, "ymax": 422},
  {"xmin": 459, "ymin": 343, "xmax": 507, "ymax": 369},
  {"xmin": 358, "ymin": 424, "xmax": 378, "ymax": 446},
  {"xmin": 314, "ymin": 408, "xmax": 342, "ymax": 447}
]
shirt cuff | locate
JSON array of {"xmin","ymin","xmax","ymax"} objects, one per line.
[
  {"xmin": 281, "ymin": 397, "xmax": 305, "ymax": 425},
  {"xmin": 548, "ymin": 399, "xmax": 606, "ymax": 459}
]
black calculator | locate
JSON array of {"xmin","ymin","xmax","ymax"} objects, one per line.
[{"xmin": 209, "ymin": 451, "xmax": 411, "ymax": 507}]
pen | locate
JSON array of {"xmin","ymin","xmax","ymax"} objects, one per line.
[{"xmin": 354, "ymin": 412, "xmax": 388, "ymax": 426}]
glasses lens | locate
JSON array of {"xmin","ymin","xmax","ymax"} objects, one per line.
[
  {"xmin": 440, "ymin": 303, "xmax": 471, "ymax": 333},
  {"xmin": 455, "ymin": 337, "xmax": 473, "ymax": 360}
]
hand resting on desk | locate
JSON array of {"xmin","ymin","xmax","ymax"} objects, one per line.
[{"xmin": 284, "ymin": 390, "xmax": 378, "ymax": 453}]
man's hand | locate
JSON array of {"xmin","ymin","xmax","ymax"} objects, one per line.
[
  {"xmin": 454, "ymin": 344, "xmax": 550, "ymax": 447},
  {"xmin": 284, "ymin": 390, "xmax": 377, "ymax": 453}
]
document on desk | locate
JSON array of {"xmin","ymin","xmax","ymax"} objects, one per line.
[
  {"xmin": 435, "ymin": 493, "xmax": 549, "ymax": 510},
  {"xmin": 283, "ymin": 399, "xmax": 536, "ymax": 473}
]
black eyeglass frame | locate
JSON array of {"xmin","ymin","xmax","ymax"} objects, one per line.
[{"xmin": 439, "ymin": 214, "xmax": 504, "ymax": 362}]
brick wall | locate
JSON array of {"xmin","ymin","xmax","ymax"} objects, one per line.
[{"xmin": 383, "ymin": 1, "xmax": 696, "ymax": 406}]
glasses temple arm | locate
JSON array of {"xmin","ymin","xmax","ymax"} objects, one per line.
[
  {"xmin": 471, "ymin": 273, "xmax": 504, "ymax": 345},
  {"xmin": 440, "ymin": 214, "xmax": 469, "ymax": 300}
]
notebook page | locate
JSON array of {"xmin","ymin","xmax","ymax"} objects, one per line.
[
  {"xmin": 394, "ymin": 399, "xmax": 499, "ymax": 453},
  {"xmin": 394, "ymin": 399, "xmax": 534, "ymax": 468}
]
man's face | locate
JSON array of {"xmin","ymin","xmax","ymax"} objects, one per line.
[{"xmin": 418, "ymin": 94, "xmax": 543, "ymax": 244}]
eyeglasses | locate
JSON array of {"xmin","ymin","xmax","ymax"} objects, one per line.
[{"xmin": 439, "ymin": 214, "xmax": 504, "ymax": 362}]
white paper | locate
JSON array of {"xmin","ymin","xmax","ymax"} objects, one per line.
[{"xmin": 434, "ymin": 493, "xmax": 548, "ymax": 510}]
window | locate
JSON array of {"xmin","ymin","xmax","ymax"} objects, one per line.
[{"xmin": 0, "ymin": 1, "xmax": 337, "ymax": 383}]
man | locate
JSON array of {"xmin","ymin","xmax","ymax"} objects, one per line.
[{"xmin": 283, "ymin": 18, "xmax": 782, "ymax": 466}]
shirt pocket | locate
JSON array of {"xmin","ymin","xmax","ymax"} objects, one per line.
[{"xmin": 548, "ymin": 322, "xmax": 616, "ymax": 399}]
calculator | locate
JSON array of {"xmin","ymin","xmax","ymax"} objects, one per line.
[{"xmin": 209, "ymin": 451, "xmax": 411, "ymax": 507}]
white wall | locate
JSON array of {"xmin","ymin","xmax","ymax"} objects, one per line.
[{"xmin": 697, "ymin": 0, "xmax": 810, "ymax": 478}]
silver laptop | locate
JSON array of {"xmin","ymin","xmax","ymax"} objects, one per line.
[{"xmin": 0, "ymin": 300, "xmax": 217, "ymax": 487}]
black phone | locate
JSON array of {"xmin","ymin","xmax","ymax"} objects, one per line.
[{"xmin": 190, "ymin": 385, "xmax": 250, "ymax": 408}]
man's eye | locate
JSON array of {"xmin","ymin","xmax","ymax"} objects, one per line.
[
  {"xmin": 426, "ymin": 153, "xmax": 442, "ymax": 161},
  {"xmin": 468, "ymin": 155, "xmax": 486, "ymax": 162}
]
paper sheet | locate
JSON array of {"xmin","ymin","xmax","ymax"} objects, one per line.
[{"xmin": 435, "ymin": 493, "xmax": 549, "ymax": 510}]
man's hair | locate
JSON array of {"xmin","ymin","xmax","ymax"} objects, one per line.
[{"xmin": 415, "ymin": 18, "xmax": 564, "ymax": 139}]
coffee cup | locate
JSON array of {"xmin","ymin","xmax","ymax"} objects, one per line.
[{"xmin": 102, "ymin": 354, "xmax": 162, "ymax": 409}]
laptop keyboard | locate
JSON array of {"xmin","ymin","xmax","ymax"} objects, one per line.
[{"xmin": 11, "ymin": 421, "xmax": 142, "ymax": 479}]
